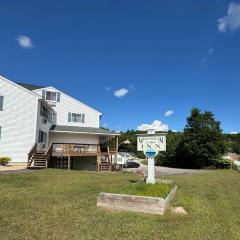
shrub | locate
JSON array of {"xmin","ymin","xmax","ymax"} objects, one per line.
[
  {"xmin": 0, "ymin": 157, "xmax": 11, "ymax": 166},
  {"xmin": 214, "ymin": 158, "xmax": 232, "ymax": 169}
]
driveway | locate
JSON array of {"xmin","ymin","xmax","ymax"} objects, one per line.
[
  {"xmin": 0, "ymin": 165, "xmax": 34, "ymax": 174},
  {"xmin": 125, "ymin": 160, "xmax": 205, "ymax": 176}
]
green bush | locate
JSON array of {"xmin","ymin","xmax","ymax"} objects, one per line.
[
  {"xmin": 0, "ymin": 157, "xmax": 11, "ymax": 166},
  {"xmin": 214, "ymin": 158, "xmax": 232, "ymax": 169}
]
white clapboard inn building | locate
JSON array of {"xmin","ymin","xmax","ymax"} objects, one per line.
[{"xmin": 0, "ymin": 75, "xmax": 120, "ymax": 171}]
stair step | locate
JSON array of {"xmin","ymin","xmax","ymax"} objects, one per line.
[{"xmin": 28, "ymin": 166, "xmax": 46, "ymax": 169}]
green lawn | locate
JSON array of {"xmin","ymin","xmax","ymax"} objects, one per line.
[
  {"xmin": 109, "ymin": 182, "xmax": 173, "ymax": 198},
  {"xmin": 0, "ymin": 170, "xmax": 239, "ymax": 240}
]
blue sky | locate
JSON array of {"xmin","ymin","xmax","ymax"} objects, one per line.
[{"xmin": 1, "ymin": 0, "xmax": 240, "ymax": 133}]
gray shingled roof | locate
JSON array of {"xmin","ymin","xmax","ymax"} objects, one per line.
[
  {"xmin": 17, "ymin": 83, "xmax": 45, "ymax": 91},
  {"xmin": 50, "ymin": 125, "xmax": 119, "ymax": 135}
]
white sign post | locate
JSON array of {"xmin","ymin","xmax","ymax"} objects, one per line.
[{"xmin": 137, "ymin": 130, "xmax": 167, "ymax": 184}]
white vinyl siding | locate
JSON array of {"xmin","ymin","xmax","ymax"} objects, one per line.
[
  {"xmin": 35, "ymin": 100, "xmax": 54, "ymax": 151},
  {"xmin": 34, "ymin": 87, "xmax": 101, "ymax": 128},
  {"xmin": 49, "ymin": 132, "xmax": 100, "ymax": 145},
  {"xmin": 0, "ymin": 77, "xmax": 39, "ymax": 163}
]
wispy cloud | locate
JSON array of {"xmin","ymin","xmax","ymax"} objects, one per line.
[
  {"xmin": 230, "ymin": 131, "xmax": 238, "ymax": 134},
  {"xmin": 129, "ymin": 84, "xmax": 135, "ymax": 90},
  {"xmin": 105, "ymin": 86, "xmax": 111, "ymax": 91},
  {"xmin": 137, "ymin": 120, "xmax": 169, "ymax": 132},
  {"xmin": 201, "ymin": 48, "xmax": 215, "ymax": 62},
  {"xmin": 218, "ymin": 2, "xmax": 240, "ymax": 33},
  {"xmin": 17, "ymin": 35, "xmax": 33, "ymax": 48},
  {"xmin": 114, "ymin": 88, "xmax": 129, "ymax": 97},
  {"xmin": 164, "ymin": 110, "xmax": 174, "ymax": 117},
  {"xmin": 208, "ymin": 48, "xmax": 214, "ymax": 54}
]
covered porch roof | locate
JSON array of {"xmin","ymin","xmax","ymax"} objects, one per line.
[{"xmin": 50, "ymin": 125, "xmax": 120, "ymax": 136}]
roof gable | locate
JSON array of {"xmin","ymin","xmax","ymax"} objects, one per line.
[{"xmin": 33, "ymin": 86, "xmax": 102, "ymax": 115}]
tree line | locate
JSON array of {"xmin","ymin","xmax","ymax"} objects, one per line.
[{"xmin": 118, "ymin": 108, "xmax": 239, "ymax": 169}]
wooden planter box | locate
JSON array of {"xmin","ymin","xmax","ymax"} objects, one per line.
[{"xmin": 97, "ymin": 185, "xmax": 177, "ymax": 215}]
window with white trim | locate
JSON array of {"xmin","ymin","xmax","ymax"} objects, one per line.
[
  {"xmin": 38, "ymin": 130, "xmax": 47, "ymax": 143},
  {"xmin": 40, "ymin": 103, "xmax": 51, "ymax": 123},
  {"xmin": 42, "ymin": 90, "xmax": 60, "ymax": 102},
  {"xmin": 68, "ymin": 113, "xmax": 85, "ymax": 123},
  {"xmin": 0, "ymin": 96, "xmax": 4, "ymax": 111}
]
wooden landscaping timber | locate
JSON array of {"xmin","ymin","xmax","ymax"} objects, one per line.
[{"xmin": 97, "ymin": 185, "xmax": 177, "ymax": 215}]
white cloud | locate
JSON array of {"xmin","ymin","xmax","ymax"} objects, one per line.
[
  {"xmin": 164, "ymin": 110, "xmax": 174, "ymax": 117},
  {"xmin": 137, "ymin": 120, "xmax": 169, "ymax": 132},
  {"xmin": 230, "ymin": 131, "xmax": 238, "ymax": 134},
  {"xmin": 17, "ymin": 35, "xmax": 33, "ymax": 48},
  {"xmin": 105, "ymin": 86, "xmax": 111, "ymax": 91},
  {"xmin": 218, "ymin": 3, "xmax": 240, "ymax": 33},
  {"xmin": 209, "ymin": 48, "xmax": 214, "ymax": 54},
  {"xmin": 114, "ymin": 88, "xmax": 129, "ymax": 97},
  {"xmin": 171, "ymin": 129, "xmax": 177, "ymax": 132}
]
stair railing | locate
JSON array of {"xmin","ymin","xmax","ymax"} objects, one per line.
[{"xmin": 27, "ymin": 143, "xmax": 37, "ymax": 167}]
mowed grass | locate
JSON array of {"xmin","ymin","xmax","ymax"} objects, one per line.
[
  {"xmin": 110, "ymin": 182, "xmax": 173, "ymax": 198},
  {"xmin": 0, "ymin": 170, "xmax": 239, "ymax": 240}
]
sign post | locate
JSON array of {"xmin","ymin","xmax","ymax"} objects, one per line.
[{"xmin": 137, "ymin": 130, "xmax": 167, "ymax": 184}]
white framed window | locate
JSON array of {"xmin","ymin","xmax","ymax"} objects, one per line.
[
  {"xmin": 38, "ymin": 130, "xmax": 47, "ymax": 143},
  {"xmin": 42, "ymin": 91, "xmax": 60, "ymax": 102},
  {"xmin": 68, "ymin": 112, "xmax": 85, "ymax": 123},
  {"xmin": 40, "ymin": 103, "xmax": 53, "ymax": 123},
  {"xmin": 0, "ymin": 96, "xmax": 4, "ymax": 111}
]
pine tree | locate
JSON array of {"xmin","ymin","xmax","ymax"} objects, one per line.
[{"xmin": 176, "ymin": 108, "xmax": 226, "ymax": 168}]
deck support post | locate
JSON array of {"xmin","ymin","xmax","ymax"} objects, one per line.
[
  {"xmin": 68, "ymin": 156, "xmax": 71, "ymax": 171},
  {"xmin": 97, "ymin": 151, "xmax": 101, "ymax": 172}
]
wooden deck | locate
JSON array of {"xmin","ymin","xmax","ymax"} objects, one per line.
[{"xmin": 28, "ymin": 141, "xmax": 121, "ymax": 171}]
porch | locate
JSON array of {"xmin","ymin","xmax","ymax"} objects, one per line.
[
  {"xmin": 28, "ymin": 125, "xmax": 121, "ymax": 171},
  {"xmin": 28, "ymin": 142, "xmax": 122, "ymax": 172},
  {"xmin": 50, "ymin": 142, "xmax": 121, "ymax": 171}
]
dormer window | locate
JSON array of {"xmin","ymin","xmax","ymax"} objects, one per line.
[
  {"xmin": 46, "ymin": 91, "xmax": 56, "ymax": 101},
  {"xmin": 42, "ymin": 90, "xmax": 60, "ymax": 102}
]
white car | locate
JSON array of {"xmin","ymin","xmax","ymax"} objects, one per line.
[
  {"xmin": 112, "ymin": 152, "xmax": 133, "ymax": 165},
  {"xmin": 234, "ymin": 161, "xmax": 240, "ymax": 171}
]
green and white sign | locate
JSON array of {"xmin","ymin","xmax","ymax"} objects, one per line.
[
  {"xmin": 137, "ymin": 135, "xmax": 166, "ymax": 152},
  {"xmin": 136, "ymin": 130, "xmax": 167, "ymax": 184}
]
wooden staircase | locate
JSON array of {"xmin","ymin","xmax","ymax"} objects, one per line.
[
  {"xmin": 28, "ymin": 152, "xmax": 47, "ymax": 169},
  {"xmin": 27, "ymin": 143, "xmax": 53, "ymax": 169},
  {"xmin": 99, "ymin": 161, "xmax": 112, "ymax": 171}
]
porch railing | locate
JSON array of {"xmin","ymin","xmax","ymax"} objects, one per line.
[{"xmin": 52, "ymin": 143, "xmax": 102, "ymax": 156}]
